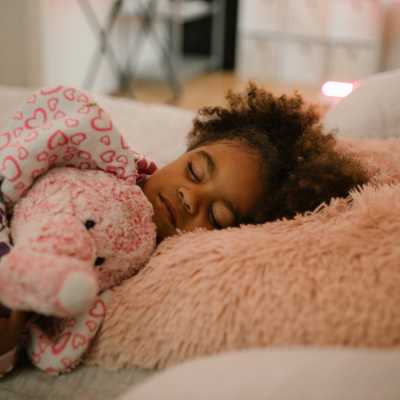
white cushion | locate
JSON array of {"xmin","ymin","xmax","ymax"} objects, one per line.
[
  {"xmin": 324, "ymin": 69, "xmax": 400, "ymax": 139},
  {"xmin": 118, "ymin": 347, "xmax": 400, "ymax": 400}
]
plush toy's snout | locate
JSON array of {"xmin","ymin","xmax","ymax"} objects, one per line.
[
  {"xmin": 0, "ymin": 167, "xmax": 156, "ymax": 317},
  {"xmin": 0, "ymin": 251, "xmax": 99, "ymax": 316}
]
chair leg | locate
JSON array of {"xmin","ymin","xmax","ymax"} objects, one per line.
[
  {"xmin": 123, "ymin": 0, "xmax": 181, "ymax": 102},
  {"xmin": 78, "ymin": 0, "xmax": 130, "ymax": 94}
]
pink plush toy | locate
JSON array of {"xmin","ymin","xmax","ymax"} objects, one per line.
[{"xmin": 0, "ymin": 166, "xmax": 156, "ymax": 318}]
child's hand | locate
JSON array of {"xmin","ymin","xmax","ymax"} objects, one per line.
[{"xmin": 0, "ymin": 310, "xmax": 26, "ymax": 356}]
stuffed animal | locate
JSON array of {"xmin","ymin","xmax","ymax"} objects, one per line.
[
  {"xmin": 0, "ymin": 166, "xmax": 157, "ymax": 318},
  {"xmin": 0, "ymin": 85, "xmax": 158, "ymax": 375}
]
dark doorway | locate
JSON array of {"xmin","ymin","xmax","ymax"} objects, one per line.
[{"xmin": 183, "ymin": 0, "xmax": 239, "ymax": 70}]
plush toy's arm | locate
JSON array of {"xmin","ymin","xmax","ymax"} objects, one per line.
[
  {"xmin": 25, "ymin": 289, "xmax": 113, "ymax": 375},
  {"xmin": 0, "ymin": 289, "xmax": 113, "ymax": 377}
]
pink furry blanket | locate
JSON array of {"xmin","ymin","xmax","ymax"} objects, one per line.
[{"xmin": 84, "ymin": 137, "xmax": 400, "ymax": 370}]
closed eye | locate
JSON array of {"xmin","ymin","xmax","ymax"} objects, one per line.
[
  {"xmin": 209, "ymin": 205, "xmax": 222, "ymax": 230},
  {"xmin": 188, "ymin": 162, "xmax": 201, "ymax": 182}
]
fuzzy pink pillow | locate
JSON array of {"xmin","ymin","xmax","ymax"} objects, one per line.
[{"xmin": 85, "ymin": 138, "xmax": 400, "ymax": 370}]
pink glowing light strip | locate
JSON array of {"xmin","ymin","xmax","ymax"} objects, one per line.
[{"xmin": 321, "ymin": 81, "xmax": 354, "ymax": 98}]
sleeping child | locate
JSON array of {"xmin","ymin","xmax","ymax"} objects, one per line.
[{"xmin": 0, "ymin": 82, "xmax": 370, "ymax": 376}]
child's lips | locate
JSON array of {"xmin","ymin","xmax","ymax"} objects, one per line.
[{"xmin": 159, "ymin": 195, "xmax": 179, "ymax": 227}]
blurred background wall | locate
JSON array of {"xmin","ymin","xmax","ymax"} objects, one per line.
[
  {"xmin": 0, "ymin": 0, "xmax": 120, "ymax": 93},
  {"xmin": 0, "ymin": 0, "xmax": 42, "ymax": 88},
  {"xmin": 237, "ymin": 0, "xmax": 388, "ymax": 84},
  {"xmin": 0, "ymin": 0, "xmax": 399, "ymax": 103},
  {"xmin": 382, "ymin": 0, "xmax": 400, "ymax": 70}
]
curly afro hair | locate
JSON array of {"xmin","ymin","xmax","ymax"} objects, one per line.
[{"xmin": 187, "ymin": 82, "xmax": 370, "ymax": 224}]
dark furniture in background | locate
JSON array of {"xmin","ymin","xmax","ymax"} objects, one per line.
[{"xmin": 183, "ymin": 0, "xmax": 238, "ymax": 70}]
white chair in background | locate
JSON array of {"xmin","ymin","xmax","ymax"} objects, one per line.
[{"xmin": 78, "ymin": 0, "xmax": 226, "ymax": 102}]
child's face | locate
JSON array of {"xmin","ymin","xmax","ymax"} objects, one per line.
[{"xmin": 143, "ymin": 141, "xmax": 263, "ymax": 242}]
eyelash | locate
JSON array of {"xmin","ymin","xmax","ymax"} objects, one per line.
[
  {"xmin": 187, "ymin": 162, "xmax": 221, "ymax": 229},
  {"xmin": 188, "ymin": 162, "xmax": 200, "ymax": 182},
  {"xmin": 210, "ymin": 206, "xmax": 222, "ymax": 230}
]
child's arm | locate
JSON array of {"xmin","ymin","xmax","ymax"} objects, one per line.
[{"xmin": 0, "ymin": 310, "xmax": 25, "ymax": 377}]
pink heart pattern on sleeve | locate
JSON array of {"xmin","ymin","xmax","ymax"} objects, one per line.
[{"xmin": 0, "ymin": 85, "xmax": 156, "ymax": 204}]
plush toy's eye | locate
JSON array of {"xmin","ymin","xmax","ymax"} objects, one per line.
[
  {"xmin": 95, "ymin": 257, "xmax": 105, "ymax": 266},
  {"xmin": 85, "ymin": 220, "xmax": 95, "ymax": 229}
]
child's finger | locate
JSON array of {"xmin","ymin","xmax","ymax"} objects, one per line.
[
  {"xmin": 0, "ymin": 303, "xmax": 11, "ymax": 318},
  {"xmin": 7, "ymin": 310, "xmax": 26, "ymax": 335}
]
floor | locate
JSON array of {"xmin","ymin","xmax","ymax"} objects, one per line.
[{"xmin": 117, "ymin": 71, "xmax": 334, "ymax": 113}]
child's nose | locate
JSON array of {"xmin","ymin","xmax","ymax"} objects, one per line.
[{"xmin": 178, "ymin": 187, "xmax": 200, "ymax": 215}]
